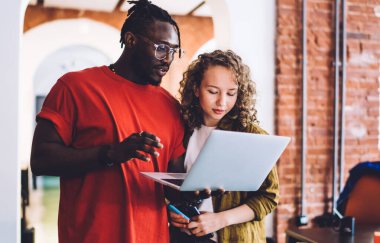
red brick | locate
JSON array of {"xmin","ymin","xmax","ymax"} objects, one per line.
[{"xmin": 276, "ymin": 0, "xmax": 379, "ymax": 242}]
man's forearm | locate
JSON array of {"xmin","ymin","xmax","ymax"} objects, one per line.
[
  {"xmin": 31, "ymin": 142, "xmax": 107, "ymax": 177},
  {"xmin": 31, "ymin": 119, "xmax": 164, "ymax": 177}
]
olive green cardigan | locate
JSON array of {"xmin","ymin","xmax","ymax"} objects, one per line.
[{"xmin": 211, "ymin": 122, "xmax": 280, "ymax": 243}]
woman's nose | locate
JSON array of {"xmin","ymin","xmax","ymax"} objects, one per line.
[{"xmin": 217, "ymin": 94, "xmax": 227, "ymax": 106}]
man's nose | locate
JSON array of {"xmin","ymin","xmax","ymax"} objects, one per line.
[{"xmin": 163, "ymin": 52, "xmax": 174, "ymax": 64}]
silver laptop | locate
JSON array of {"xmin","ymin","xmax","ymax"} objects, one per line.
[{"xmin": 141, "ymin": 130, "xmax": 290, "ymax": 191}]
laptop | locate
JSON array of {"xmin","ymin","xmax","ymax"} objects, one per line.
[{"xmin": 141, "ymin": 130, "xmax": 290, "ymax": 191}]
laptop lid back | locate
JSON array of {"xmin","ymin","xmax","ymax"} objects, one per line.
[{"xmin": 180, "ymin": 130, "xmax": 290, "ymax": 191}]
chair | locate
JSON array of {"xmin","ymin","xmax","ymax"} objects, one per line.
[
  {"xmin": 344, "ymin": 175, "xmax": 380, "ymax": 224},
  {"xmin": 337, "ymin": 161, "xmax": 380, "ymax": 224}
]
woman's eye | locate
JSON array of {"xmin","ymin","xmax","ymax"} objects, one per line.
[
  {"xmin": 227, "ymin": 92, "xmax": 237, "ymax": 96},
  {"xmin": 207, "ymin": 90, "xmax": 217, "ymax": 94}
]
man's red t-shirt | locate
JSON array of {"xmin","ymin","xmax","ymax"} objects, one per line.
[{"xmin": 38, "ymin": 66, "xmax": 185, "ymax": 243}]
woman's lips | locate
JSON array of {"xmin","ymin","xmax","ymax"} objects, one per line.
[{"xmin": 212, "ymin": 109, "xmax": 225, "ymax": 115}]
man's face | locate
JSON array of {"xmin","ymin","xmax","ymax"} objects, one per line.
[{"xmin": 131, "ymin": 20, "xmax": 179, "ymax": 86}]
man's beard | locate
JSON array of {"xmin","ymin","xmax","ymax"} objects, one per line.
[
  {"xmin": 138, "ymin": 73, "xmax": 161, "ymax": 86},
  {"xmin": 131, "ymin": 59, "xmax": 162, "ymax": 86},
  {"xmin": 147, "ymin": 77, "xmax": 161, "ymax": 86}
]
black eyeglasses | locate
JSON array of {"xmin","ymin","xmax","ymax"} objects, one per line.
[{"xmin": 135, "ymin": 34, "xmax": 184, "ymax": 60}]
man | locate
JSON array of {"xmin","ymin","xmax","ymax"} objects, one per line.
[{"xmin": 30, "ymin": 1, "xmax": 185, "ymax": 242}]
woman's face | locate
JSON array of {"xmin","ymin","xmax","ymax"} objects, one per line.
[{"xmin": 196, "ymin": 65, "xmax": 238, "ymax": 127}]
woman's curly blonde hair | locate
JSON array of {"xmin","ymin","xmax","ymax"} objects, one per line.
[{"xmin": 179, "ymin": 49, "xmax": 258, "ymax": 131}]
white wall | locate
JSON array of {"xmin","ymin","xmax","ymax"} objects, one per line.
[
  {"xmin": 208, "ymin": 0, "xmax": 276, "ymax": 134},
  {"xmin": 207, "ymin": 0, "xmax": 276, "ymax": 237}
]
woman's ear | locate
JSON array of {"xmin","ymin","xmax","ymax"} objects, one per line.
[{"xmin": 195, "ymin": 87, "xmax": 199, "ymax": 97}]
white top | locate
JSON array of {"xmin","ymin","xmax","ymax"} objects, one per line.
[
  {"xmin": 184, "ymin": 125, "xmax": 216, "ymax": 172},
  {"xmin": 184, "ymin": 125, "xmax": 218, "ymax": 242}
]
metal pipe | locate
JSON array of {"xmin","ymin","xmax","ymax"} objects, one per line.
[
  {"xmin": 301, "ymin": 0, "xmax": 308, "ymax": 216},
  {"xmin": 339, "ymin": 0, "xmax": 347, "ymax": 193},
  {"xmin": 332, "ymin": 0, "xmax": 341, "ymax": 215}
]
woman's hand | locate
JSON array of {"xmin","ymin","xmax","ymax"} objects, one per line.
[
  {"xmin": 187, "ymin": 212, "xmax": 227, "ymax": 236},
  {"xmin": 180, "ymin": 188, "xmax": 226, "ymax": 202},
  {"xmin": 169, "ymin": 211, "xmax": 189, "ymax": 229},
  {"xmin": 187, "ymin": 204, "xmax": 255, "ymax": 236}
]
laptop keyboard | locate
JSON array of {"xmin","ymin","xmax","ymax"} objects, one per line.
[{"xmin": 162, "ymin": 179, "xmax": 184, "ymax": 186}]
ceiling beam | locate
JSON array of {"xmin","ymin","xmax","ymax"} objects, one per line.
[
  {"xmin": 114, "ymin": 0, "xmax": 125, "ymax": 12},
  {"xmin": 186, "ymin": 1, "xmax": 206, "ymax": 16}
]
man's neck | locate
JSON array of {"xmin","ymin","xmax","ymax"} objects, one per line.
[{"xmin": 110, "ymin": 63, "xmax": 140, "ymax": 85}]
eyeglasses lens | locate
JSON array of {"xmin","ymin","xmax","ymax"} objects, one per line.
[{"xmin": 155, "ymin": 44, "xmax": 178, "ymax": 60}]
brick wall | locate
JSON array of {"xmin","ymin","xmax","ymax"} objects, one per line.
[
  {"xmin": 24, "ymin": 6, "xmax": 213, "ymax": 97},
  {"xmin": 276, "ymin": 0, "xmax": 380, "ymax": 242}
]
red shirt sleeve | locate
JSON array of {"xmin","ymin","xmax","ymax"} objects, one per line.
[{"xmin": 37, "ymin": 79, "xmax": 76, "ymax": 145}]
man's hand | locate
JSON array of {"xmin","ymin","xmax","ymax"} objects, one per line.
[
  {"xmin": 109, "ymin": 131, "xmax": 163, "ymax": 163},
  {"xmin": 180, "ymin": 188, "xmax": 226, "ymax": 202},
  {"xmin": 169, "ymin": 211, "xmax": 190, "ymax": 229},
  {"xmin": 31, "ymin": 120, "xmax": 164, "ymax": 176}
]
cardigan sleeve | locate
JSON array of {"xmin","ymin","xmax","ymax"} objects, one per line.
[
  {"xmin": 243, "ymin": 123, "xmax": 280, "ymax": 221},
  {"xmin": 245, "ymin": 166, "xmax": 279, "ymax": 221}
]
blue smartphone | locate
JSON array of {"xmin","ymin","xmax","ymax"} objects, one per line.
[
  {"xmin": 168, "ymin": 204, "xmax": 190, "ymax": 220},
  {"xmin": 168, "ymin": 204, "xmax": 214, "ymax": 239}
]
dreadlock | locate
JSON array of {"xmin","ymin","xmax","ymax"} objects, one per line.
[{"xmin": 120, "ymin": 0, "xmax": 181, "ymax": 56}]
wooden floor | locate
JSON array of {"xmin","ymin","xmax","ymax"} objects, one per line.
[{"xmin": 27, "ymin": 176, "xmax": 59, "ymax": 243}]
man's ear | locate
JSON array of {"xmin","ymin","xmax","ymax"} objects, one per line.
[{"xmin": 124, "ymin": 32, "xmax": 137, "ymax": 48}]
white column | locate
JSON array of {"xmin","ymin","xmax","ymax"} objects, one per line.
[
  {"xmin": 0, "ymin": 0, "xmax": 25, "ymax": 242},
  {"xmin": 207, "ymin": 0, "xmax": 276, "ymax": 134},
  {"xmin": 207, "ymin": 0, "xmax": 276, "ymax": 237}
]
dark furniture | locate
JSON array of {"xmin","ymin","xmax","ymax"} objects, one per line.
[{"xmin": 286, "ymin": 224, "xmax": 380, "ymax": 243}]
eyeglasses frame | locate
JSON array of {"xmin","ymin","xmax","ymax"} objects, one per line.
[{"xmin": 134, "ymin": 33, "xmax": 184, "ymax": 60}]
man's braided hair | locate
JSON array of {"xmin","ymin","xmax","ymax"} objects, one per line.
[{"xmin": 120, "ymin": 0, "xmax": 181, "ymax": 54}]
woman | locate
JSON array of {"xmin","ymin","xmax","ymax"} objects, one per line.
[{"xmin": 169, "ymin": 50, "xmax": 279, "ymax": 243}]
